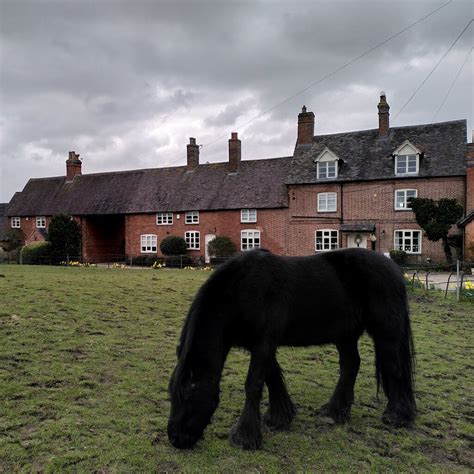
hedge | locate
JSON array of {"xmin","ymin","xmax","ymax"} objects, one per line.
[{"xmin": 20, "ymin": 241, "xmax": 52, "ymax": 265}]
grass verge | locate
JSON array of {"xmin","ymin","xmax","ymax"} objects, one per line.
[{"xmin": 0, "ymin": 265, "xmax": 473, "ymax": 472}]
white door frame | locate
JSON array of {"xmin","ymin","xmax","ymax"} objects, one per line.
[{"xmin": 204, "ymin": 234, "xmax": 216, "ymax": 264}]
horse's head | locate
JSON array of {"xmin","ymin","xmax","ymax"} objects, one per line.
[{"xmin": 167, "ymin": 362, "xmax": 220, "ymax": 449}]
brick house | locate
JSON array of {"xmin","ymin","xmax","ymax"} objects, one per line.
[{"xmin": 2, "ymin": 93, "xmax": 473, "ymax": 262}]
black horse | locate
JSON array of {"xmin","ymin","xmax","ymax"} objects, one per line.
[{"xmin": 168, "ymin": 248, "xmax": 415, "ymax": 450}]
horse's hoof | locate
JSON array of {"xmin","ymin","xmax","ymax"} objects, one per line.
[
  {"xmin": 382, "ymin": 410, "xmax": 413, "ymax": 428},
  {"xmin": 263, "ymin": 409, "xmax": 294, "ymax": 431},
  {"xmin": 318, "ymin": 403, "xmax": 349, "ymax": 424},
  {"xmin": 229, "ymin": 422, "xmax": 262, "ymax": 450}
]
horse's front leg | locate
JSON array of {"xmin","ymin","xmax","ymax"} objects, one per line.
[
  {"xmin": 230, "ymin": 344, "xmax": 273, "ymax": 450},
  {"xmin": 319, "ymin": 340, "xmax": 360, "ymax": 424}
]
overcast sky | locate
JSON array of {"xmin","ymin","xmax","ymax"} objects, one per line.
[{"xmin": 0, "ymin": 0, "xmax": 472, "ymax": 202}]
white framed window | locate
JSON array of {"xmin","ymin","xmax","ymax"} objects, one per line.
[
  {"xmin": 317, "ymin": 161, "xmax": 337, "ymax": 179},
  {"xmin": 185, "ymin": 231, "xmax": 200, "ymax": 250},
  {"xmin": 11, "ymin": 217, "xmax": 21, "ymax": 228},
  {"xmin": 395, "ymin": 154, "xmax": 418, "ymax": 175},
  {"xmin": 156, "ymin": 212, "xmax": 173, "ymax": 225},
  {"xmin": 241, "ymin": 230, "xmax": 261, "ymax": 251},
  {"xmin": 317, "ymin": 193, "xmax": 337, "ymax": 212},
  {"xmin": 140, "ymin": 234, "xmax": 157, "ymax": 253},
  {"xmin": 36, "ymin": 216, "xmax": 46, "ymax": 228},
  {"xmin": 185, "ymin": 211, "xmax": 199, "ymax": 224},
  {"xmin": 241, "ymin": 209, "xmax": 257, "ymax": 223},
  {"xmin": 395, "ymin": 189, "xmax": 417, "ymax": 210},
  {"xmin": 315, "ymin": 229, "xmax": 339, "ymax": 251},
  {"xmin": 394, "ymin": 230, "xmax": 421, "ymax": 254}
]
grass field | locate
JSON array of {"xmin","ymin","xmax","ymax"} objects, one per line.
[{"xmin": 0, "ymin": 265, "xmax": 473, "ymax": 472}]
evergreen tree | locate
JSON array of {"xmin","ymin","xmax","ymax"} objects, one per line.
[
  {"xmin": 409, "ymin": 198, "xmax": 463, "ymax": 263},
  {"xmin": 47, "ymin": 214, "xmax": 82, "ymax": 262}
]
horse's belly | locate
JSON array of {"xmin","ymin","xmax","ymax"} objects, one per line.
[{"xmin": 279, "ymin": 309, "xmax": 362, "ymax": 347}]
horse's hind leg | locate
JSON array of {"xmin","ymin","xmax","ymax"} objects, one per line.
[
  {"xmin": 319, "ymin": 341, "xmax": 360, "ymax": 424},
  {"xmin": 263, "ymin": 356, "xmax": 296, "ymax": 431},
  {"xmin": 230, "ymin": 343, "xmax": 274, "ymax": 450}
]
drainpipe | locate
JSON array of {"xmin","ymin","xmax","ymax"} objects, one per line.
[{"xmin": 340, "ymin": 183, "xmax": 344, "ymax": 247}]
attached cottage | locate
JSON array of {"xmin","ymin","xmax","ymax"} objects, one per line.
[{"xmin": 3, "ymin": 94, "xmax": 473, "ymax": 262}]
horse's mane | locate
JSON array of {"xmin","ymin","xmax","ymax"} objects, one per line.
[
  {"xmin": 170, "ymin": 286, "xmax": 207, "ymax": 401},
  {"xmin": 170, "ymin": 249, "xmax": 273, "ymax": 400}
]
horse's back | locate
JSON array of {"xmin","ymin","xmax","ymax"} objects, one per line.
[{"xmin": 196, "ymin": 249, "xmax": 407, "ymax": 348}]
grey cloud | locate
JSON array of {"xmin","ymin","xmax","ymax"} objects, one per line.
[{"xmin": 1, "ymin": 0, "xmax": 472, "ymax": 202}]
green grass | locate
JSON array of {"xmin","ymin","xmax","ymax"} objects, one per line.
[{"xmin": 0, "ymin": 265, "xmax": 473, "ymax": 472}]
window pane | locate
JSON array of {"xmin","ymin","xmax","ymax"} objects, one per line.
[
  {"xmin": 396, "ymin": 156, "xmax": 406, "ymax": 173},
  {"xmin": 320, "ymin": 163, "xmax": 326, "ymax": 178},
  {"xmin": 407, "ymin": 155, "xmax": 417, "ymax": 172},
  {"xmin": 327, "ymin": 162, "xmax": 336, "ymax": 177}
]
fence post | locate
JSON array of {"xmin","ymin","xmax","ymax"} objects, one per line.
[{"xmin": 456, "ymin": 260, "xmax": 460, "ymax": 302}]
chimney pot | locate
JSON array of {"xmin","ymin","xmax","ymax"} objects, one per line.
[
  {"xmin": 187, "ymin": 137, "xmax": 199, "ymax": 171},
  {"xmin": 378, "ymin": 92, "xmax": 390, "ymax": 137},
  {"xmin": 66, "ymin": 150, "xmax": 82, "ymax": 181},
  {"xmin": 296, "ymin": 106, "xmax": 315, "ymax": 146},
  {"xmin": 229, "ymin": 132, "xmax": 241, "ymax": 172}
]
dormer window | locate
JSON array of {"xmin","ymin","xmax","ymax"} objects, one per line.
[
  {"xmin": 393, "ymin": 141, "xmax": 421, "ymax": 176},
  {"xmin": 314, "ymin": 148, "xmax": 339, "ymax": 180},
  {"xmin": 396, "ymin": 154, "xmax": 417, "ymax": 175}
]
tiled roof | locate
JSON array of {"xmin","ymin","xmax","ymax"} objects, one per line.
[
  {"xmin": 340, "ymin": 223, "xmax": 376, "ymax": 232},
  {"xmin": 287, "ymin": 120, "xmax": 467, "ymax": 184},
  {"xmin": 6, "ymin": 157, "xmax": 292, "ymax": 216}
]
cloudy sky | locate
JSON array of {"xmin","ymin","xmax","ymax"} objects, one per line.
[{"xmin": 0, "ymin": 0, "xmax": 472, "ymax": 202}]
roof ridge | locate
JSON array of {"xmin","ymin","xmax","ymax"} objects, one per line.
[
  {"xmin": 313, "ymin": 119, "xmax": 467, "ymax": 139},
  {"xmin": 26, "ymin": 156, "xmax": 293, "ymax": 181}
]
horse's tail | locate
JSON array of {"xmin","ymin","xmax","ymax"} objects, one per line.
[{"xmin": 372, "ymin": 294, "xmax": 416, "ymax": 422}]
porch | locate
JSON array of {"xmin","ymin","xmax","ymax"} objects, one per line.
[{"xmin": 82, "ymin": 215, "xmax": 125, "ymax": 263}]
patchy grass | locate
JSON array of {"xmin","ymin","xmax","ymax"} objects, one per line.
[{"xmin": 0, "ymin": 265, "xmax": 472, "ymax": 472}]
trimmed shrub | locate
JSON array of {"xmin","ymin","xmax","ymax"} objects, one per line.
[
  {"xmin": 160, "ymin": 236, "xmax": 187, "ymax": 256},
  {"xmin": 20, "ymin": 241, "xmax": 52, "ymax": 265},
  {"xmin": 389, "ymin": 249, "xmax": 408, "ymax": 266},
  {"xmin": 207, "ymin": 236, "xmax": 237, "ymax": 258}
]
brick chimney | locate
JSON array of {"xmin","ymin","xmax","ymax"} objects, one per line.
[
  {"xmin": 186, "ymin": 137, "xmax": 199, "ymax": 171},
  {"xmin": 66, "ymin": 151, "xmax": 82, "ymax": 182},
  {"xmin": 378, "ymin": 92, "xmax": 390, "ymax": 136},
  {"xmin": 228, "ymin": 132, "xmax": 241, "ymax": 173},
  {"xmin": 297, "ymin": 106, "xmax": 315, "ymax": 146},
  {"xmin": 466, "ymin": 132, "xmax": 474, "ymax": 211}
]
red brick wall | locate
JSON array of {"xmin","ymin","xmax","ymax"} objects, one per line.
[
  {"xmin": 125, "ymin": 208, "xmax": 288, "ymax": 259},
  {"xmin": 288, "ymin": 176, "xmax": 465, "ymax": 261},
  {"xmin": 466, "ymin": 143, "xmax": 474, "ymax": 211},
  {"xmin": 10, "ymin": 216, "xmax": 51, "ymax": 245},
  {"xmin": 465, "ymin": 221, "xmax": 474, "ymax": 261}
]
